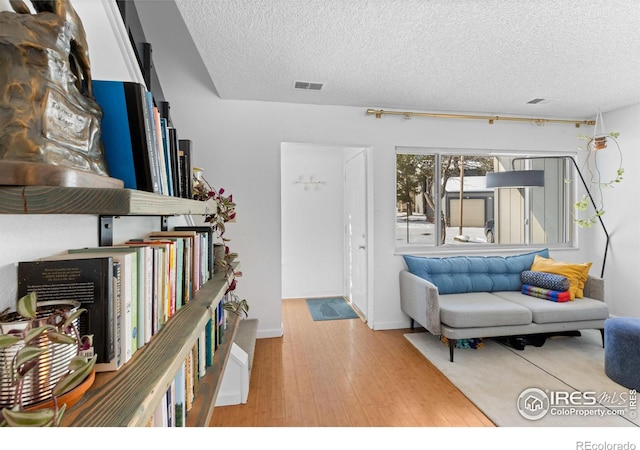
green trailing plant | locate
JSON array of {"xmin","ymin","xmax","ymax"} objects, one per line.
[
  {"xmin": 0, "ymin": 292, "xmax": 96, "ymax": 427},
  {"xmin": 222, "ymin": 292, "xmax": 249, "ymax": 319},
  {"xmin": 573, "ymin": 131, "xmax": 624, "ymax": 228},
  {"xmin": 192, "ymin": 168, "xmax": 238, "ymax": 271},
  {"xmin": 192, "ymin": 168, "xmax": 237, "ymax": 238},
  {"xmin": 192, "ymin": 169, "xmax": 249, "ymax": 319}
]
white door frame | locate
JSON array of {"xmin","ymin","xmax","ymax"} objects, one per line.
[{"xmin": 344, "ymin": 147, "xmax": 373, "ymax": 328}]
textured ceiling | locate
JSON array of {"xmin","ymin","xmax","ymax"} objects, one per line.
[{"xmin": 174, "ymin": 0, "xmax": 640, "ymax": 119}]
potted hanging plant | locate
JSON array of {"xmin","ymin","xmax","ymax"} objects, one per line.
[
  {"xmin": 0, "ymin": 292, "xmax": 96, "ymax": 426},
  {"xmin": 192, "ymin": 169, "xmax": 248, "ymax": 318},
  {"xmin": 574, "ymin": 130, "xmax": 624, "ymax": 228},
  {"xmin": 192, "ymin": 168, "xmax": 237, "ymax": 272}
]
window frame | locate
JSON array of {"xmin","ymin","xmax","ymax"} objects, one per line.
[{"xmin": 394, "ymin": 146, "xmax": 578, "ymax": 254}]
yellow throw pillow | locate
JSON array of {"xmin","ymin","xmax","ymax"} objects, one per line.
[{"xmin": 530, "ymin": 255, "xmax": 592, "ymax": 300}]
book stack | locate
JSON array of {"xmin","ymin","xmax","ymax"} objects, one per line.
[
  {"xmin": 148, "ymin": 333, "xmax": 211, "ymax": 427},
  {"xmin": 17, "ymin": 226, "xmax": 222, "ymax": 375},
  {"xmin": 92, "ymin": 80, "xmax": 193, "ymax": 198}
]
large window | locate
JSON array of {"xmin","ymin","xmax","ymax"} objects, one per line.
[{"xmin": 395, "ymin": 148, "xmax": 573, "ymax": 249}]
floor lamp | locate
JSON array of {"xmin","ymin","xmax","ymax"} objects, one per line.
[{"xmin": 486, "ymin": 156, "xmax": 609, "ymax": 278}]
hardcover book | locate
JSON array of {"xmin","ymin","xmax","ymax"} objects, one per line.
[
  {"xmin": 147, "ymin": 234, "xmax": 182, "ymax": 315},
  {"xmin": 147, "ymin": 97, "xmax": 169, "ymax": 196},
  {"xmin": 178, "ymin": 139, "xmax": 193, "ymax": 200},
  {"xmin": 149, "ymin": 230, "xmax": 200, "ymax": 306},
  {"xmin": 125, "ymin": 239, "xmax": 174, "ymax": 329},
  {"xmin": 168, "ymin": 127, "xmax": 182, "ymax": 198},
  {"xmin": 41, "ymin": 251, "xmax": 138, "ymax": 364},
  {"xmin": 17, "ymin": 257, "xmax": 114, "ymax": 365},
  {"xmin": 68, "ymin": 246, "xmax": 148, "ymax": 349},
  {"xmin": 92, "ymin": 80, "xmax": 157, "ymax": 193},
  {"xmin": 174, "ymin": 226, "xmax": 214, "ymax": 279},
  {"xmin": 160, "ymin": 118, "xmax": 175, "ymax": 197},
  {"xmin": 104, "ymin": 261, "xmax": 122, "ymax": 372},
  {"xmin": 173, "ymin": 360, "xmax": 186, "ymax": 427}
]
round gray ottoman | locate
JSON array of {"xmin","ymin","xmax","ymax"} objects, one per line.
[{"xmin": 604, "ymin": 317, "xmax": 640, "ymax": 390}]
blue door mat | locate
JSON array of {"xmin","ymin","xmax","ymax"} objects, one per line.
[{"xmin": 305, "ymin": 297, "xmax": 359, "ymax": 321}]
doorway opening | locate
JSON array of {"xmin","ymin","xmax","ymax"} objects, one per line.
[{"xmin": 280, "ymin": 143, "xmax": 372, "ymax": 325}]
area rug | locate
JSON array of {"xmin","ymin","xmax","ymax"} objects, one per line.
[
  {"xmin": 405, "ymin": 329, "xmax": 639, "ymax": 427},
  {"xmin": 305, "ymin": 297, "xmax": 359, "ymax": 321}
]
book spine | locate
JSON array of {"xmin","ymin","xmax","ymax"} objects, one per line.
[
  {"xmin": 96, "ymin": 261, "xmax": 121, "ymax": 372},
  {"xmin": 198, "ymin": 328, "xmax": 206, "ymax": 378},
  {"xmin": 152, "ymin": 106, "xmax": 169, "ymax": 195},
  {"xmin": 109, "ymin": 262, "xmax": 117, "ymax": 366},
  {"xmin": 142, "ymin": 89, "xmax": 162, "ymax": 194},
  {"xmin": 173, "ymin": 361, "xmax": 186, "ymax": 427},
  {"xmin": 129, "ymin": 255, "xmax": 138, "ymax": 356},
  {"xmin": 114, "ymin": 261, "xmax": 123, "ymax": 369},
  {"xmin": 134, "ymin": 248, "xmax": 145, "ymax": 350},
  {"xmin": 205, "ymin": 317, "xmax": 214, "ymax": 366},
  {"xmin": 160, "ymin": 118, "xmax": 174, "ymax": 197},
  {"xmin": 121, "ymin": 256, "xmax": 133, "ymax": 363},
  {"xmin": 168, "ymin": 127, "xmax": 182, "ymax": 198},
  {"xmin": 121, "ymin": 82, "xmax": 154, "ymax": 192},
  {"xmin": 178, "ymin": 139, "xmax": 193, "ymax": 199},
  {"xmin": 143, "ymin": 247, "xmax": 153, "ymax": 344}
]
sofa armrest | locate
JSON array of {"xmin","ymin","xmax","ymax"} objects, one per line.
[
  {"xmin": 583, "ymin": 275, "xmax": 605, "ymax": 302},
  {"xmin": 399, "ymin": 270, "xmax": 441, "ymax": 335}
]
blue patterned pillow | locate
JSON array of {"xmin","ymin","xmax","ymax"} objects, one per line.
[{"xmin": 521, "ymin": 270, "xmax": 570, "ymax": 292}]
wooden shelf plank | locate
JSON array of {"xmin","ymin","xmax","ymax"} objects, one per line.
[
  {"xmin": 0, "ymin": 186, "xmax": 211, "ymax": 216},
  {"xmin": 61, "ymin": 263, "xmax": 238, "ymax": 427}
]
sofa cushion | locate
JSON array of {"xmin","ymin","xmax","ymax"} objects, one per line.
[
  {"xmin": 530, "ymin": 255, "xmax": 592, "ymax": 300},
  {"xmin": 439, "ymin": 292, "xmax": 532, "ymax": 328},
  {"xmin": 403, "ymin": 249, "xmax": 549, "ymax": 294},
  {"xmin": 521, "ymin": 270, "xmax": 570, "ymax": 292},
  {"xmin": 492, "ymin": 291, "xmax": 609, "ymax": 324}
]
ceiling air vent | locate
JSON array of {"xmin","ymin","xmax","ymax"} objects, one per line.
[
  {"xmin": 526, "ymin": 97, "xmax": 557, "ymax": 105},
  {"xmin": 294, "ymin": 81, "xmax": 324, "ymax": 91}
]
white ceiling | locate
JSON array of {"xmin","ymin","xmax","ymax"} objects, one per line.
[{"xmin": 173, "ymin": 0, "xmax": 640, "ymax": 120}]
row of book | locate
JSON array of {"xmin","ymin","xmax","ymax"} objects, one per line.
[
  {"xmin": 149, "ymin": 301, "xmax": 228, "ymax": 427},
  {"xmin": 93, "ymin": 80, "xmax": 193, "ymax": 198},
  {"xmin": 16, "ymin": 226, "xmax": 218, "ymax": 373}
]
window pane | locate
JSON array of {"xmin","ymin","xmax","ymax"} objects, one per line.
[
  {"xmin": 396, "ymin": 154, "xmax": 437, "ymax": 245},
  {"xmin": 396, "ymin": 151, "xmax": 571, "ymax": 248}
]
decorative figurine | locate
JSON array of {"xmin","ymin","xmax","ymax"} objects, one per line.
[{"xmin": 0, "ymin": 0, "xmax": 122, "ymax": 188}]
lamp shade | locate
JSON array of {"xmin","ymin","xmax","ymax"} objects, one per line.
[{"xmin": 485, "ymin": 170, "xmax": 545, "ymax": 188}]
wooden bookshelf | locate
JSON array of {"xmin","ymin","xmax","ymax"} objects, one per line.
[
  {"xmin": 0, "ymin": 186, "xmax": 239, "ymax": 426},
  {"xmin": 0, "ymin": 186, "xmax": 211, "ymax": 216},
  {"xmin": 60, "ymin": 262, "xmax": 239, "ymax": 427},
  {"xmin": 185, "ymin": 312, "xmax": 240, "ymax": 427}
]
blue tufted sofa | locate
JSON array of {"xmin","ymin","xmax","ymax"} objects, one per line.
[{"xmin": 399, "ymin": 249, "xmax": 610, "ymax": 361}]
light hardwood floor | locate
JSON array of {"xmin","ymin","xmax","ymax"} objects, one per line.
[{"xmin": 209, "ymin": 298, "xmax": 494, "ymax": 427}]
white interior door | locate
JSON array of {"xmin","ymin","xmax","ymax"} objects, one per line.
[{"xmin": 344, "ymin": 150, "xmax": 368, "ymax": 320}]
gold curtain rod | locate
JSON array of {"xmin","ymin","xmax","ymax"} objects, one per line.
[{"xmin": 366, "ymin": 109, "xmax": 596, "ymax": 127}]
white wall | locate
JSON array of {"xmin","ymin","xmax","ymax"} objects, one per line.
[
  {"xmin": 73, "ymin": 0, "xmax": 145, "ymax": 84},
  {"xmin": 132, "ymin": 0, "xmax": 638, "ymax": 338},
  {"xmin": 281, "ymin": 143, "xmax": 345, "ymax": 299},
  {"xmin": 2, "ymin": 1, "xmax": 637, "ymax": 332},
  {"xmin": 593, "ymin": 104, "xmax": 640, "ymax": 317}
]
